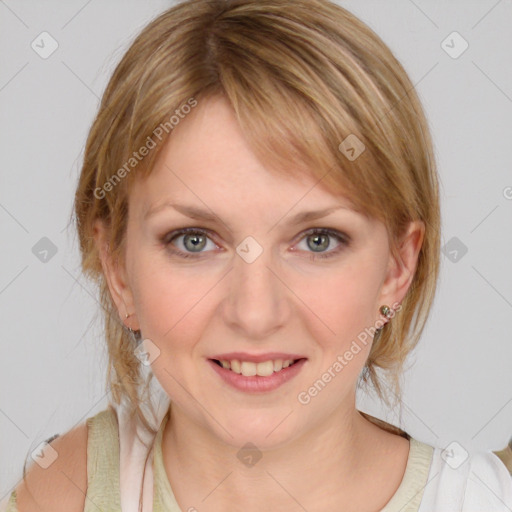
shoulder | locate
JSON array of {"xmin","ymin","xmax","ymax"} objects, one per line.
[
  {"xmin": 463, "ymin": 451, "xmax": 512, "ymax": 509},
  {"xmin": 418, "ymin": 442, "xmax": 512, "ymax": 511},
  {"xmin": 13, "ymin": 407, "xmax": 119, "ymax": 512},
  {"xmin": 14, "ymin": 420, "xmax": 89, "ymax": 512}
]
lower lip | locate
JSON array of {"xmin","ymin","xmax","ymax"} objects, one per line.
[{"xmin": 208, "ymin": 359, "xmax": 307, "ymax": 393}]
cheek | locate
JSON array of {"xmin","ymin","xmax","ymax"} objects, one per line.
[
  {"xmin": 291, "ymin": 264, "xmax": 382, "ymax": 351},
  {"xmin": 130, "ymin": 260, "xmax": 210, "ymax": 395},
  {"xmin": 130, "ymin": 255, "xmax": 216, "ymax": 349}
]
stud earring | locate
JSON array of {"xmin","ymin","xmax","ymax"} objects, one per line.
[
  {"xmin": 375, "ymin": 304, "xmax": 394, "ymax": 335},
  {"xmin": 379, "ymin": 305, "xmax": 393, "ymax": 319}
]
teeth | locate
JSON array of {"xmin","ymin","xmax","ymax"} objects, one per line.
[
  {"xmin": 241, "ymin": 361, "xmax": 257, "ymax": 376},
  {"xmin": 253, "ymin": 361, "xmax": 274, "ymax": 377},
  {"xmin": 273, "ymin": 359, "xmax": 283, "ymax": 372},
  {"xmin": 217, "ymin": 359, "xmax": 296, "ymax": 376}
]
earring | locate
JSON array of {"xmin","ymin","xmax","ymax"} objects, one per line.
[
  {"xmin": 125, "ymin": 312, "xmax": 142, "ymax": 344},
  {"xmin": 379, "ymin": 305, "xmax": 393, "ymax": 319},
  {"xmin": 375, "ymin": 304, "xmax": 394, "ymax": 334}
]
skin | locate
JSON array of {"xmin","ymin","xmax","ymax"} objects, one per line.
[{"xmin": 95, "ymin": 94, "xmax": 425, "ymax": 511}]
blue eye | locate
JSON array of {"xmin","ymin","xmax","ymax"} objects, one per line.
[
  {"xmin": 295, "ymin": 228, "xmax": 350, "ymax": 260},
  {"xmin": 161, "ymin": 227, "xmax": 350, "ymax": 260},
  {"xmin": 163, "ymin": 227, "xmax": 218, "ymax": 258}
]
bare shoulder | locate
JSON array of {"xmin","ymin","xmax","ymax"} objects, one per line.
[{"xmin": 15, "ymin": 421, "xmax": 88, "ymax": 512}]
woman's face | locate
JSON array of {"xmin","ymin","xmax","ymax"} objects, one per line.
[{"xmin": 102, "ymin": 95, "xmax": 418, "ymax": 449}]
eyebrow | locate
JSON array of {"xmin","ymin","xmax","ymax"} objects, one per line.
[{"xmin": 143, "ymin": 202, "xmax": 354, "ymax": 229}]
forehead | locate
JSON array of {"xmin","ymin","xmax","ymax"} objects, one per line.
[{"xmin": 132, "ymin": 95, "xmax": 359, "ymax": 217}]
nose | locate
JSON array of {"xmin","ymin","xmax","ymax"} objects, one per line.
[{"xmin": 221, "ymin": 243, "xmax": 290, "ymax": 340}]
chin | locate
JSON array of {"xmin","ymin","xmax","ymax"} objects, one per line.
[{"xmin": 216, "ymin": 409, "xmax": 299, "ymax": 450}]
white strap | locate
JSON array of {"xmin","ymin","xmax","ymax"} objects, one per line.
[
  {"xmin": 116, "ymin": 370, "xmax": 171, "ymax": 512},
  {"xmin": 419, "ymin": 447, "xmax": 512, "ymax": 511},
  {"xmin": 418, "ymin": 447, "xmax": 469, "ymax": 511}
]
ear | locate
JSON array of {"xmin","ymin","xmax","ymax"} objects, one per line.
[
  {"xmin": 93, "ymin": 219, "xmax": 139, "ymax": 331},
  {"xmin": 378, "ymin": 220, "xmax": 425, "ymax": 318}
]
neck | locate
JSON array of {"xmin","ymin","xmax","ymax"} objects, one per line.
[{"xmin": 161, "ymin": 401, "xmax": 386, "ymax": 511}]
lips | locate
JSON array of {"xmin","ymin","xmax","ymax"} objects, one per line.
[{"xmin": 208, "ymin": 357, "xmax": 307, "ymax": 393}]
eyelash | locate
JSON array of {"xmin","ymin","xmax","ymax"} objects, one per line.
[{"xmin": 161, "ymin": 227, "xmax": 350, "ymax": 261}]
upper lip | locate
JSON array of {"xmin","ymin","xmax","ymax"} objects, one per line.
[{"xmin": 210, "ymin": 352, "xmax": 307, "ymax": 363}]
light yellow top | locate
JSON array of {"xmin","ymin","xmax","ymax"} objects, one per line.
[{"xmin": 5, "ymin": 407, "xmax": 434, "ymax": 511}]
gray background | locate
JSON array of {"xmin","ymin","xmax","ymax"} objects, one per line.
[{"xmin": 1, "ymin": 0, "xmax": 511, "ymax": 500}]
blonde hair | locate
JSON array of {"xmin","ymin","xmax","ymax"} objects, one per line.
[{"xmin": 72, "ymin": 0, "xmax": 439, "ymax": 506}]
